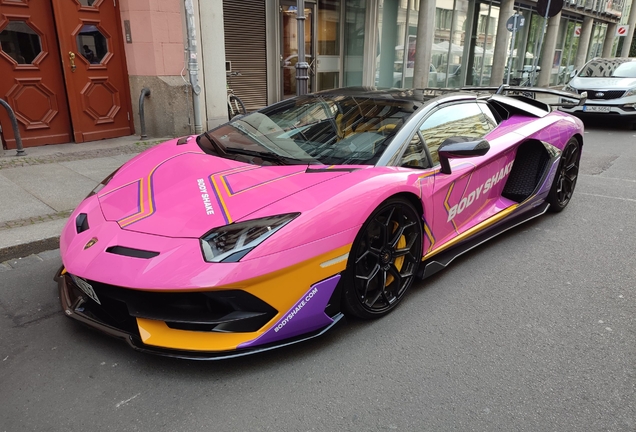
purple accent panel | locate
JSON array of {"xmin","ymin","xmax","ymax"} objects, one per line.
[
  {"xmin": 537, "ymin": 158, "xmax": 560, "ymax": 196},
  {"xmin": 238, "ymin": 275, "xmax": 341, "ymax": 349}
]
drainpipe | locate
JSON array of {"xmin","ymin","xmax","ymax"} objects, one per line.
[
  {"xmin": 185, "ymin": 0, "xmax": 203, "ymax": 133},
  {"xmin": 0, "ymin": 98, "xmax": 25, "ymax": 156}
]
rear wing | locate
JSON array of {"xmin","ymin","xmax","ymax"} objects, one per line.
[{"xmin": 459, "ymin": 85, "xmax": 588, "ymax": 107}]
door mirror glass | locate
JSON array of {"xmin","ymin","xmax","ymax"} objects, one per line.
[{"xmin": 438, "ymin": 137, "xmax": 490, "ymax": 174}]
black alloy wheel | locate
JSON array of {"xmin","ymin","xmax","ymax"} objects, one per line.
[
  {"xmin": 548, "ymin": 138, "xmax": 580, "ymax": 212},
  {"xmin": 342, "ymin": 198, "xmax": 423, "ymax": 319}
]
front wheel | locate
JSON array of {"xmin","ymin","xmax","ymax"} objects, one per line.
[
  {"xmin": 342, "ymin": 198, "xmax": 423, "ymax": 319},
  {"xmin": 547, "ymin": 138, "xmax": 580, "ymax": 212}
]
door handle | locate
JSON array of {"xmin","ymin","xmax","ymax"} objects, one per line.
[{"xmin": 68, "ymin": 51, "xmax": 76, "ymax": 73}]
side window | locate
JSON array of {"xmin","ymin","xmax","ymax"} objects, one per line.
[
  {"xmin": 478, "ymin": 103, "xmax": 500, "ymax": 128},
  {"xmin": 399, "ymin": 133, "xmax": 430, "ymax": 169},
  {"xmin": 419, "ymin": 102, "xmax": 495, "ymax": 165}
]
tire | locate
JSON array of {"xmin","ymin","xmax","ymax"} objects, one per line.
[
  {"xmin": 227, "ymin": 95, "xmax": 246, "ymax": 120},
  {"xmin": 547, "ymin": 138, "xmax": 580, "ymax": 212},
  {"xmin": 342, "ymin": 198, "xmax": 423, "ymax": 319}
]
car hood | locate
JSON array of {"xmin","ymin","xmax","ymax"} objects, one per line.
[
  {"xmin": 570, "ymin": 76, "xmax": 636, "ymax": 89},
  {"xmin": 97, "ymin": 144, "xmax": 347, "ymax": 238}
]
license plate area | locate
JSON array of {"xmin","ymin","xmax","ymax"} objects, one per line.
[
  {"xmin": 583, "ymin": 105, "xmax": 611, "ymax": 112},
  {"xmin": 71, "ymin": 275, "xmax": 101, "ymax": 305}
]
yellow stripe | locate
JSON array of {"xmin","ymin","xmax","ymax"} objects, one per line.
[
  {"xmin": 423, "ymin": 204, "xmax": 519, "ymax": 260},
  {"xmin": 424, "ymin": 223, "xmax": 435, "ymax": 253},
  {"xmin": 211, "ymin": 175, "xmax": 233, "ymax": 224},
  {"xmin": 443, "ymin": 182, "xmax": 459, "ymax": 233}
]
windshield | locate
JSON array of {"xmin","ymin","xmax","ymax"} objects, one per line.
[
  {"xmin": 200, "ymin": 95, "xmax": 417, "ymax": 166},
  {"xmin": 579, "ymin": 60, "xmax": 636, "ymax": 78}
]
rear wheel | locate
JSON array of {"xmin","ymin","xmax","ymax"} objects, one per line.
[
  {"xmin": 342, "ymin": 198, "xmax": 422, "ymax": 319},
  {"xmin": 547, "ymin": 138, "xmax": 580, "ymax": 212}
]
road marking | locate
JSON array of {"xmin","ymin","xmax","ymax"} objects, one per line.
[
  {"xmin": 115, "ymin": 393, "xmax": 140, "ymax": 408},
  {"xmin": 579, "ymin": 192, "xmax": 636, "ymax": 203}
]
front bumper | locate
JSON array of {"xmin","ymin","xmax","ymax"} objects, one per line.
[
  {"xmin": 55, "ymin": 267, "xmax": 345, "ymax": 360},
  {"xmin": 559, "ymin": 97, "xmax": 636, "ymax": 117}
]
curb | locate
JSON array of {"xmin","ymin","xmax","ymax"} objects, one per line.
[{"xmin": 0, "ymin": 236, "xmax": 60, "ymax": 263}]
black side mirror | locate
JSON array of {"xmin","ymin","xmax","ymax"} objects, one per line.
[{"xmin": 438, "ymin": 137, "xmax": 490, "ymax": 174}]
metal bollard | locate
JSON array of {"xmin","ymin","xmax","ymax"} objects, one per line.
[
  {"xmin": 0, "ymin": 98, "xmax": 25, "ymax": 156},
  {"xmin": 139, "ymin": 87, "xmax": 151, "ymax": 139}
]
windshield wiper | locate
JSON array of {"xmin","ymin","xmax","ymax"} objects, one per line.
[{"xmin": 225, "ymin": 147, "xmax": 309, "ymax": 165}]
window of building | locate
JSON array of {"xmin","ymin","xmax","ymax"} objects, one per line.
[{"xmin": 436, "ymin": 9, "xmax": 453, "ymax": 30}]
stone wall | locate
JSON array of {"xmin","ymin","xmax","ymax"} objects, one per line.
[{"xmin": 129, "ymin": 76, "xmax": 193, "ymax": 139}]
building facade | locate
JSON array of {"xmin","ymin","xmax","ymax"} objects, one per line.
[{"xmin": 0, "ymin": 0, "xmax": 634, "ymax": 149}]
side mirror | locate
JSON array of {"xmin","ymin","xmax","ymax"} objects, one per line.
[
  {"xmin": 438, "ymin": 137, "xmax": 490, "ymax": 174},
  {"xmin": 570, "ymin": 69, "xmax": 577, "ymax": 78}
]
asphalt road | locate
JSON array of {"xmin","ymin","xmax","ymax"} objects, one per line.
[{"xmin": 1, "ymin": 118, "xmax": 635, "ymax": 432}]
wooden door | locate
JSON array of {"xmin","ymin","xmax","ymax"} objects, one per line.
[
  {"xmin": 0, "ymin": 0, "xmax": 73, "ymax": 148},
  {"xmin": 52, "ymin": 0, "xmax": 133, "ymax": 143}
]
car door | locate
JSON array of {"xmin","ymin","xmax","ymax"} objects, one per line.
[{"xmin": 418, "ymin": 101, "xmax": 503, "ymax": 249}]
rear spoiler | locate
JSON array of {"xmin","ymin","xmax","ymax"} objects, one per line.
[{"xmin": 459, "ymin": 85, "xmax": 588, "ymax": 107}]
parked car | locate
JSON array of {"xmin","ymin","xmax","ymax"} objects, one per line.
[
  {"xmin": 559, "ymin": 57, "xmax": 636, "ymax": 128},
  {"xmin": 437, "ymin": 63, "xmax": 462, "ymax": 87},
  {"xmin": 56, "ymin": 87, "xmax": 585, "ymax": 359}
]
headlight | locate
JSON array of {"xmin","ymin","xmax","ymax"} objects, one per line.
[
  {"xmin": 563, "ymin": 85, "xmax": 577, "ymax": 94},
  {"xmin": 87, "ymin": 168, "xmax": 119, "ymax": 197},
  {"xmin": 624, "ymin": 87, "xmax": 636, "ymax": 97},
  {"xmin": 200, "ymin": 213, "xmax": 300, "ymax": 263}
]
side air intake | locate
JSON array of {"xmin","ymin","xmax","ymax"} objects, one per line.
[{"xmin": 502, "ymin": 140, "xmax": 550, "ymax": 202}]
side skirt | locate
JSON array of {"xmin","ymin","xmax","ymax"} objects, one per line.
[{"xmin": 419, "ymin": 202, "xmax": 550, "ymax": 279}]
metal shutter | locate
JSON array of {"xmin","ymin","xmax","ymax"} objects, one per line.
[{"xmin": 223, "ymin": 0, "xmax": 268, "ymax": 112}]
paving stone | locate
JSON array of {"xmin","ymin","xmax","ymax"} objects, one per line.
[
  {"xmin": 60, "ymin": 157, "xmax": 125, "ymax": 183},
  {"xmin": 1, "ymin": 164, "xmax": 96, "ymax": 212},
  {"xmin": 37, "ymin": 249, "xmax": 61, "ymax": 261},
  {"xmin": 7, "ymin": 254, "xmax": 43, "ymax": 269},
  {"xmin": 0, "ymin": 173, "xmax": 55, "ymax": 223}
]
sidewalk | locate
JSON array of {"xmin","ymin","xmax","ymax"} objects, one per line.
[{"xmin": 0, "ymin": 135, "xmax": 169, "ymax": 265}]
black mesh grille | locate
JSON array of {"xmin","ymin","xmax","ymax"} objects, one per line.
[
  {"xmin": 578, "ymin": 89, "xmax": 625, "ymax": 100},
  {"xmin": 502, "ymin": 141, "xmax": 550, "ymax": 203},
  {"xmin": 66, "ymin": 275, "xmax": 277, "ymax": 334}
]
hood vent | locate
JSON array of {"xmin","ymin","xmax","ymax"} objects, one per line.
[{"xmin": 105, "ymin": 246, "xmax": 159, "ymax": 259}]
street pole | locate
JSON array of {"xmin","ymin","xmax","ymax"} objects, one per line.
[
  {"xmin": 506, "ymin": 14, "xmax": 519, "ymax": 85},
  {"xmin": 532, "ymin": 0, "xmax": 551, "ymax": 87},
  {"xmin": 185, "ymin": 0, "xmax": 203, "ymax": 133},
  {"xmin": 295, "ymin": 0, "xmax": 309, "ymax": 96}
]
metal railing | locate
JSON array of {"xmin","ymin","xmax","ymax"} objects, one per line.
[{"xmin": 0, "ymin": 98, "xmax": 25, "ymax": 156}]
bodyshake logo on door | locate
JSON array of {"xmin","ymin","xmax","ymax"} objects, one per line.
[{"xmin": 447, "ymin": 161, "xmax": 514, "ymax": 222}]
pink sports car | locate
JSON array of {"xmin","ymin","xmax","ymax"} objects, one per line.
[{"xmin": 56, "ymin": 86, "xmax": 586, "ymax": 359}]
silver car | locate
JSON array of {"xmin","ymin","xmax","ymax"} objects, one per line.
[{"xmin": 559, "ymin": 57, "xmax": 636, "ymax": 129}]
